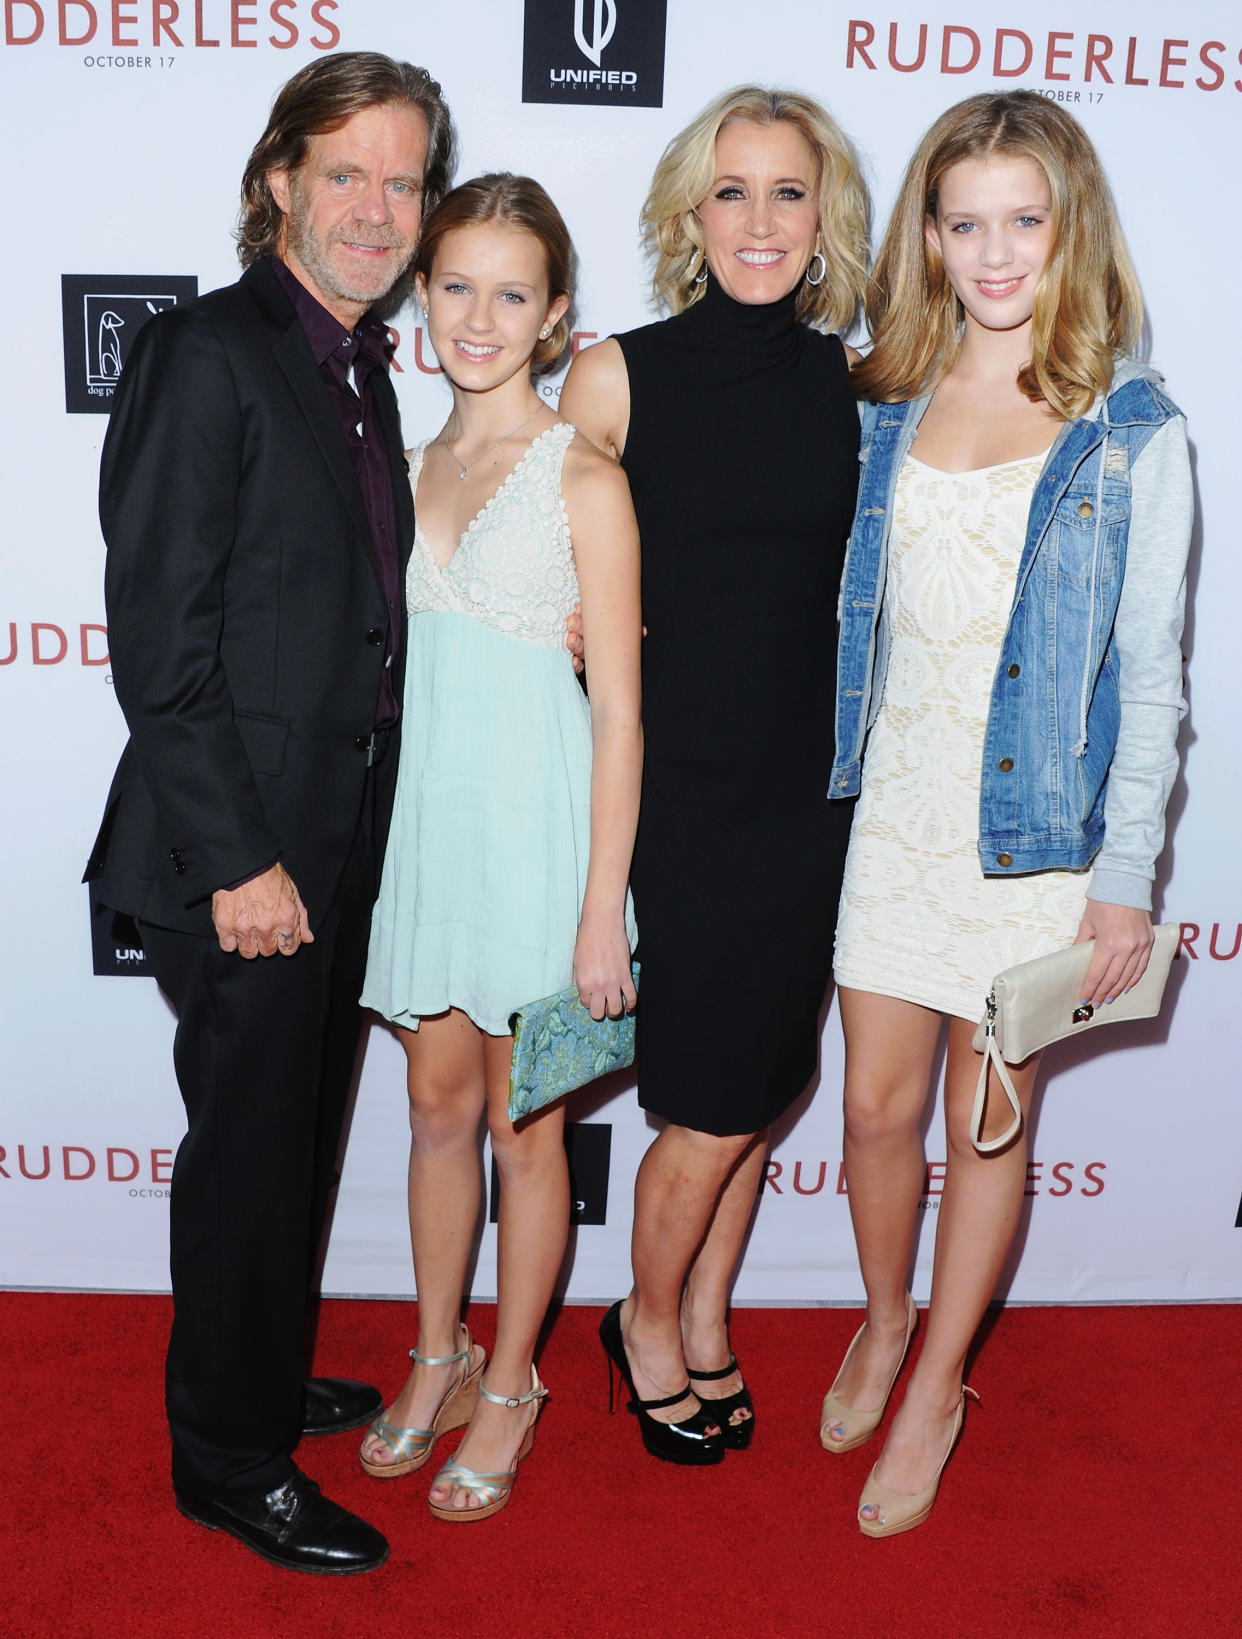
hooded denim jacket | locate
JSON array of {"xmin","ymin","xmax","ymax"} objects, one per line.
[{"xmin": 831, "ymin": 359, "xmax": 1191, "ymax": 910}]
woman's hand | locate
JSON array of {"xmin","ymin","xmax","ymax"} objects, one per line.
[
  {"xmin": 564, "ymin": 600, "xmax": 646, "ymax": 675},
  {"xmin": 565, "ymin": 604, "xmax": 585, "ymax": 674},
  {"xmin": 1072, "ymin": 900, "xmax": 1155, "ymax": 1007},
  {"xmin": 573, "ymin": 913, "xmax": 636, "ymax": 1021}
]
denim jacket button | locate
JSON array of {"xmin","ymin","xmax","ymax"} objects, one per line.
[
  {"xmin": 996, "ymin": 852, "xmax": 1013, "ymax": 867},
  {"xmin": 1007, "ymin": 663, "xmax": 1020, "ymax": 679},
  {"xmin": 998, "ymin": 757, "xmax": 1014, "ymax": 772},
  {"xmin": 1077, "ymin": 500, "xmax": 1094, "ymax": 518}
]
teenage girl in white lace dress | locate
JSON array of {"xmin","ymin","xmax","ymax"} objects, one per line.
[
  {"xmin": 358, "ymin": 175, "xmax": 641, "ymax": 1521},
  {"xmin": 823, "ymin": 94, "xmax": 1190, "ymax": 1535}
]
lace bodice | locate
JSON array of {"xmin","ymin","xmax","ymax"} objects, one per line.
[
  {"xmin": 406, "ymin": 422, "xmax": 579, "ymax": 649},
  {"xmin": 880, "ymin": 453, "xmax": 1040, "ymax": 736},
  {"xmin": 834, "ymin": 451, "xmax": 1089, "ymax": 1021}
]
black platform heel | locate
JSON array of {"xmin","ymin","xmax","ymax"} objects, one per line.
[
  {"xmin": 686, "ymin": 1356, "xmax": 754, "ymax": 1451},
  {"xmin": 599, "ymin": 1301, "xmax": 725, "ymax": 1466}
]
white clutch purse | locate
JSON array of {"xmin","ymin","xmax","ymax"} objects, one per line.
[{"xmin": 969, "ymin": 924, "xmax": 1180, "ymax": 1153}]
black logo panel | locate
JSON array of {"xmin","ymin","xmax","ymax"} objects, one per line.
[
  {"xmin": 62, "ymin": 274, "xmax": 198, "ymax": 413},
  {"xmin": 490, "ymin": 1120, "xmax": 612, "ymax": 1225},
  {"xmin": 522, "ymin": 0, "xmax": 667, "ymax": 107},
  {"xmin": 89, "ymin": 882, "xmax": 149, "ymax": 977}
]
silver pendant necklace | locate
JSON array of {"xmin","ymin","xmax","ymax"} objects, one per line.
[{"xmin": 447, "ymin": 403, "xmax": 543, "ymax": 480}]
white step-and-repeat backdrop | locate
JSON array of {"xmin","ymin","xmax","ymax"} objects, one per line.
[{"xmin": 2, "ymin": 1, "xmax": 1238, "ymax": 1303}]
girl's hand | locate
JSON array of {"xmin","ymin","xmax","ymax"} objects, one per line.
[
  {"xmin": 1072, "ymin": 900, "xmax": 1155, "ymax": 1007},
  {"xmin": 573, "ymin": 914, "xmax": 636, "ymax": 1021},
  {"xmin": 564, "ymin": 604, "xmax": 585, "ymax": 674}
]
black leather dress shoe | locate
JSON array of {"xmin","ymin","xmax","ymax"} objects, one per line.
[
  {"xmin": 175, "ymin": 1471, "xmax": 388, "ymax": 1575},
  {"xmin": 301, "ymin": 1376, "xmax": 383, "ymax": 1437}
]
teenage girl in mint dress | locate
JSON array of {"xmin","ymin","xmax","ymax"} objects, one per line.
[{"xmin": 359, "ymin": 174, "xmax": 641, "ymax": 1522}]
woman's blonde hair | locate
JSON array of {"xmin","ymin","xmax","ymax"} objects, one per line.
[
  {"xmin": 853, "ymin": 90, "xmax": 1142, "ymax": 417},
  {"xmin": 641, "ymin": 85, "xmax": 870, "ymax": 333}
]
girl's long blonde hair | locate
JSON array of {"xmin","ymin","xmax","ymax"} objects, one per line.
[
  {"xmin": 641, "ymin": 85, "xmax": 870, "ymax": 333},
  {"xmin": 853, "ymin": 90, "xmax": 1142, "ymax": 417}
]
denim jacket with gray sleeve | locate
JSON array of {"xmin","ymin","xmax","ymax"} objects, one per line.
[{"xmin": 830, "ymin": 357, "xmax": 1191, "ymax": 910}]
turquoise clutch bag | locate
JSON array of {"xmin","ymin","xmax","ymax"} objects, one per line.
[{"xmin": 508, "ymin": 964, "xmax": 639, "ymax": 1122}]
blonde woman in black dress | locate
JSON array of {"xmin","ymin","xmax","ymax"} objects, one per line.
[{"xmin": 562, "ymin": 85, "xmax": 868, "ymax": 1462}]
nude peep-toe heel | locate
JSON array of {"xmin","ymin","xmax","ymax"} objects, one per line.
[
  {"xmin": 820, "ymin": 1292, "xmax": 917, "ymax": 1453},
  {"xmin": 856, "ymin": 1386, "xmax": 979, "ymax": 1538},
  {"xmin": 359, "ymin": 1327, "xmax": 485, "ymax": 1479},
  {"xmin": 427, "ymin": 1368, "xmax": 548, "ymax": 1523}
]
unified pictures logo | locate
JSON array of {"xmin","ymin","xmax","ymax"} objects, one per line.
[
  {"xmin": 522, "ymin": 0, "xmax": 667, "ymax": 107},
  {"xmin": 575, "ymin": 0, "xmax": 615, "ymax": 65},
  {"xmin": 61, "ymin": 274, "xmax": 198, "ymax": 413},
  {"xmin": 88, "ymin": 882, "xmax": 149, "ymax": 978}
]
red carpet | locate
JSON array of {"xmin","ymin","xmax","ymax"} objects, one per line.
[{"xmin": 2, "ymin": 1293, "xmax": 1237, "ymax": 1638}]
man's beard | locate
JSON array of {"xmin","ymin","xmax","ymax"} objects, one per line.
[{"xmin": 285, "ymin": 179, "xmax": 415, "ymax": 310}]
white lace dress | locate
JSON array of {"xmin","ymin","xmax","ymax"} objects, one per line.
[
  {"xmin": 361, "ymin": 422, "xmax": 636, "ymax": 1035},
  {"xmin": 833, "ymin": 452, "xmax": 1090, "ymax": 1022}
]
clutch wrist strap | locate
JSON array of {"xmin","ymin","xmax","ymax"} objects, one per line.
[{"xmin": 970, "ymin": 997, "xmax": 1023, "ymax": 1154}]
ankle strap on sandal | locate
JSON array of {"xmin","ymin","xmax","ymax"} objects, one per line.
[
  {"xmin": 479, "ymin": 1369, "xmax": 547, "ymax": 1409},
  {"xmin": 410, "ymin": 1329, "xmax": 472, "ymax": 1368},
  {"xmin": 629, "ymin": 1382, "xmax": 696, "ymax": 1413},
  {"xmin": 685, "ymin": 1355, "xmax": 738, "ymax": 1383}
]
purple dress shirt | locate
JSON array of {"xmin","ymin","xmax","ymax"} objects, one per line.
[{"xmin": 272, "ymin": 256, "xmax": 402, "ymax": 729}]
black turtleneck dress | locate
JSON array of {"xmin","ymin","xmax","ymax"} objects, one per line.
[{"xmin": 616, "ymin": 277, "xmax": 859, "ymax": 1136}]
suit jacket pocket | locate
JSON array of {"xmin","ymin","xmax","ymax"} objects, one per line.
[{"xmin": 233, "ymin": 710, "xmax": 290, "ymax": 776}]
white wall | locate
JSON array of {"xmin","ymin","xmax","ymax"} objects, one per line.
[{"xmin": 2, "ymin": 0, "xmax": 1238, "ymax": 1301}]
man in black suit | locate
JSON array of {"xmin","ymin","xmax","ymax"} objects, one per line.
[{"xmin": 84, "ymin": 53, "xmax": 453, "ymax": 1575}]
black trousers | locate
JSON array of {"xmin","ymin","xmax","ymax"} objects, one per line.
[{"xmin": 139, "ymin": 773, "xmax": 384, "ymax": 1500}]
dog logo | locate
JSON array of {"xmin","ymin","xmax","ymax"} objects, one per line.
[{"xmin": 62, "ymin": 275, "xmax": 199, "ymax": 413}]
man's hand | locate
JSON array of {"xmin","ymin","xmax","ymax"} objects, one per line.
[{"xmin": 211, "ymin": 863, "xmax": 313, "ymax": 959}]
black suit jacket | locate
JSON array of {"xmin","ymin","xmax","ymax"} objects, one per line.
[{"xmin": 84, "ymin": 259, "xmax": 415, "ymax": 937}]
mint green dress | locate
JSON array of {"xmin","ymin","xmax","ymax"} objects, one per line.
[{"xmin": 361, "ymin": 422, "xmax": 636, "ymax": 1036}]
